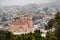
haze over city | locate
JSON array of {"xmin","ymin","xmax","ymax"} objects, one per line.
[{"xmin": 0, "ymin": 0, "xmax": 59, "ymax": 6}]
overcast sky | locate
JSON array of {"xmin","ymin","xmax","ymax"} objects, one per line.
[{"xmin": 0, "ymin": 0, "xmax": 59, "ymax": 6}]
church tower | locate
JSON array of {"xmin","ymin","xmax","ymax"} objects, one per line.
[
  {"xmin": 20, "ymin": 14, "xmax": 24, "ymax": 20},
  {"xmin": 19, "ymin": 14, "xmax": 25, "ymax": 24},
  {"xmin": 27, "ymin": 13, "xmax": 33, "ymax": 27}
]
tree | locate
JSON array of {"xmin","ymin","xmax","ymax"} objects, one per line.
[
  {"xmin": 46, "ymin": 11, "xmax": 60, "ymax": 40},
  {"xmin": 46, "ymin": 31, "xmax": 57, "ymax": 40},
  {"xmin": 54, "ymin": 11, "xmax": 60, "ymax": 19},
  {"xmin": 0, "ymin": 30, "xmax": 13, "ymax": 40},
  {"xmin": 34, "ymin": 30, "xmax": 42, "ymax": 40},
  {"xmin": 46, "ymin": 19, "xmax": 55, "ymax": 29},
  {"xmin": 55, "ymin": 25, "xmax": 60, "ymax": 40},
  {"xmin": 5, "ymin": 31, "xmax": 13, "ymax": 40}
]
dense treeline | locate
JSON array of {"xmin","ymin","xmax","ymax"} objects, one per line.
[{"xmin": 0, "ymin": 30, "xmax": 47, "ymax": 40}]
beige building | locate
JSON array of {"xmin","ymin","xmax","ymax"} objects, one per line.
[{"xmin": 9, "ymin": 14, "xmax": 35, "ymax": 34}]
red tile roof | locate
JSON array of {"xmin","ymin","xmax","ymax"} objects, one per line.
[{"xmin": 10, "ymin": 19, "xmax": 27, "ymax": 25}]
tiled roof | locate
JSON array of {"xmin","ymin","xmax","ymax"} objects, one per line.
[{"xmin": 10, "ymin": 19, "xmax": 27, "ymax": 25}]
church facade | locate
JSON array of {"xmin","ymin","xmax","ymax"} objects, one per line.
[{"xmin": 9, "ymin": 14, "xmax": 35, "ymax": 34}]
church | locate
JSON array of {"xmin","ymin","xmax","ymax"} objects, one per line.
[{"xmin": 9, "ymin": 14, "xmax": 35, "ymax": 34}]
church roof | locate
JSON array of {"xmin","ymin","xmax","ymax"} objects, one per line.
[{"xmin": 10, "ymin": 19, "xmax": 27, "ymax": 25}]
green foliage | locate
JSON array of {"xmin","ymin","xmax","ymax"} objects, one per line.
[
  {"xmin": 45, "ymin": 19, "xmax": 55, "ymax": 29},
  {"xmin": 46, "ymin": 11, "xmax": 60, "ymax": 40},
  {"xmin": 0, "ymin": 30, "xmax": 13, "ymax": 40},
  {"xmin": 46, "ymin": 11, "xmax": 60, "ymax": 30},
  {"xmin": 0, "ymin": 30, "xmax": 47, "ymax": 40},
  {"xmin": 54, "ymin": 11, "xmax": 60, "ymax": 19},
  {"xmin": 46, "ymin": 31, "xmax": 57, "ymax": 40},
  {"xmin": 55, "ymin": 26, "xmax": 60, "ymax": 40}
]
